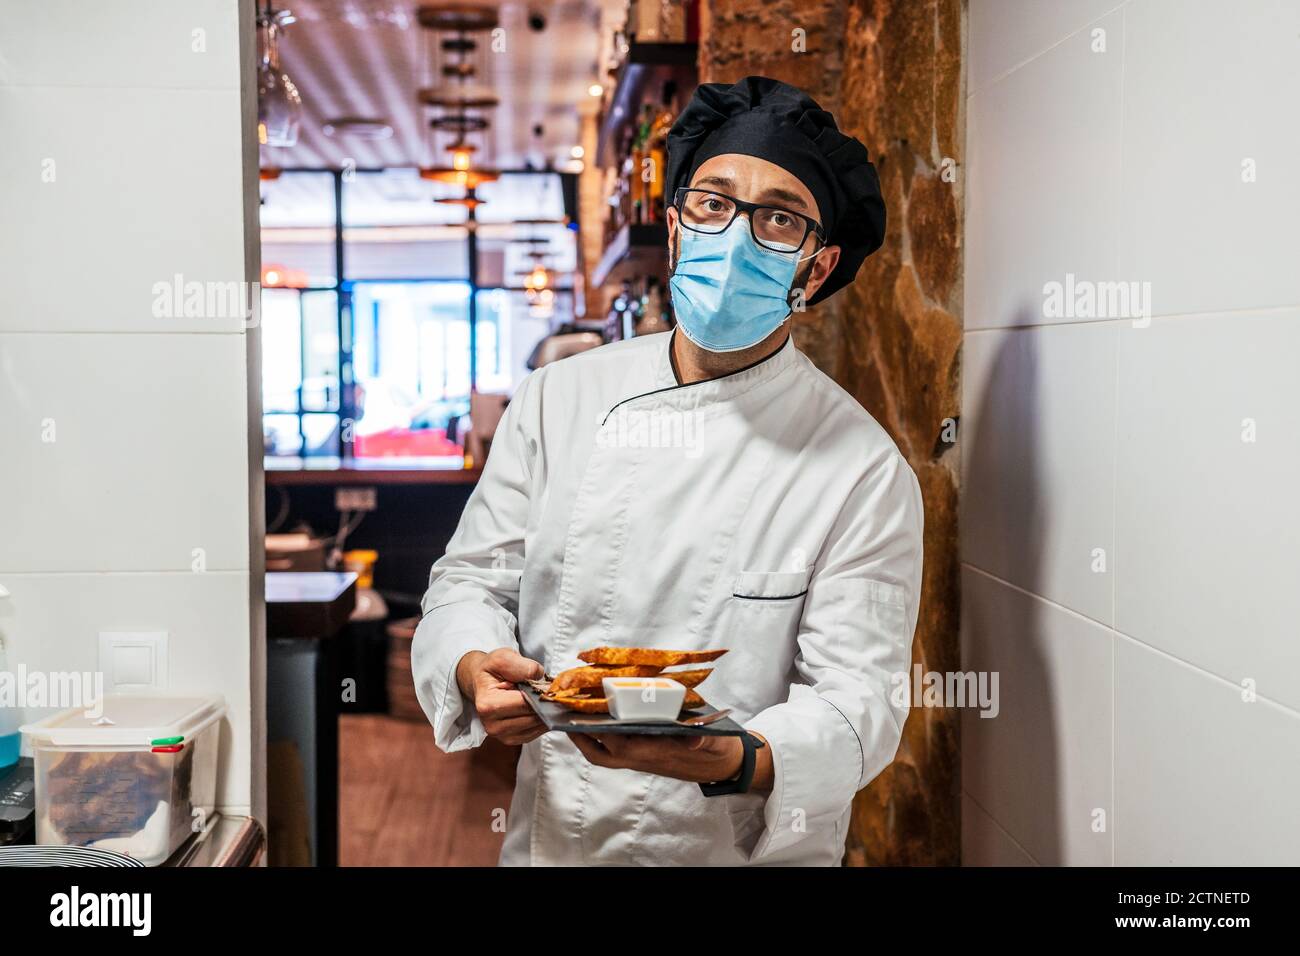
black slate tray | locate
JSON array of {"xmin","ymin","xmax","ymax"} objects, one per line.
[{"xmin": 517, "ymin": 682, "xmax": 759, "ymax": 740}]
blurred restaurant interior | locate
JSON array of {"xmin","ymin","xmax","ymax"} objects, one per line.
[{"xmin": 257, "ymin": 0, "xmax": 700, "ymax": 865}]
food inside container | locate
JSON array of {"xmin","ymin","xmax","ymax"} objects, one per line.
[
  {"xmin": 20, "ymin": 695, "xmax": 225, "ymax": 867},
  {"xmin": 602, "ymin": 677, "xmax": 687, "ymax": 722}
]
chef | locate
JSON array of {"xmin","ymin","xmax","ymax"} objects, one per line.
[{"xmin": 413, "ymin": 76, "xmax": 923, "ymax": 866}]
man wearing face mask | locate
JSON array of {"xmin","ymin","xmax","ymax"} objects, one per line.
[{"xmin": 413, "ymin": 76, "xmax": 923, "ymax": 866}]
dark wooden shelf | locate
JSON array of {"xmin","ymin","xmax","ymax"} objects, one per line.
[
  {"xmin": 597, "ymin": 41, "xmax": 698, "ymax": 167},
  {"xmin": 591, "ymin": 222, "xmax": 669, "ymax": 287}
]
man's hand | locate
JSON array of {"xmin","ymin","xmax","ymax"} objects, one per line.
[
  {"xmin": 456, "ymin": 648, "xmax": 546, "ymax": 746},
  {"xmin": 570, "ymin": 732, "xmax": 773, "ymax": 792}
]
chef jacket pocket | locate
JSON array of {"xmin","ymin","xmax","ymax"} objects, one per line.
[
  {"xmin": 728, "ymin": 568, "xmax": 814, "ymax": 642},
  {"xmin": 715, "ymin": 569, "xmax": 816, "ymax": 697},
  {"xmin": 732, "ymin": 568, "xmax": 814, "ymax": 602}
]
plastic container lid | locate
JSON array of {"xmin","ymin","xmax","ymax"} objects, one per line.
[{"xmin": 19, "ymin": 694, "xmax": 226, "ymax": 748}]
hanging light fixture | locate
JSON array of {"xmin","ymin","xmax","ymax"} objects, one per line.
[
  {"xmin": 433, "ymin": 189, "xmax": 487, "ymax": 211},
  {"xmin": 416, "ymin": 5, "xmax": 501, "ymax": 199},
  {"xmin": 524, "ymin": 252, "xmax": 551, "ymax": 303},
  {"xmin": 256, "ymin": 2, "xmax": 303, "ymax": 148},
  {"xmin": 525, "ymin": 264, "xmax": 549, "ymax": 295}
]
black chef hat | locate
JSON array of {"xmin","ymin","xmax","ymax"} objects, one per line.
[{"xmin": 666, "ymin": 76, "xmax": 886, "ymax": 304}]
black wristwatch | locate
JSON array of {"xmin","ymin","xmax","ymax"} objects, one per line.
[{"xmin": 699, "ymin": 732, "xmax": 764, "ymax": 797}]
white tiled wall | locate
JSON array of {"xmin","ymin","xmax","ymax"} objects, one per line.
[
  {"xmin": 0, "ymin": 1, "xmax": 263, "ymax": 815},
  {"xmin": 0, "ymin": 85, "xmax": 250, "ymax": 334},
  {"xmin": 965, "ymin": 6, "xmax": 1124, "ymax": 332},
  {"xmin": 962, "ymin": 568, "xmax": 1114, "ymax": 865},
  {"xmin": 962, "ymin": 323, "xmax": 1117, "ymax": 624},
  {"xmin": 1119, "ymin": 0, "xmax": 1300, "ymax": 317},
  {"xmin": 1114, "ymin": 312, "xmax": 1300, "ymax": 713},
  {"xmin": 1114, "ymin": 638, "xmax": 1300, "ymax": 865},
  {"xmin": 962, "ymin": 0, "xmax": 1300, "ymax": 865}
]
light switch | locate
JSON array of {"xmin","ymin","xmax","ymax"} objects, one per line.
[
  {"xmin": 98, "ymin": 632, "xmax": 169, "ymax": 692},
  {"xmin": 114, "ymin": 644, "xmax": 154, "ymax": 686}
]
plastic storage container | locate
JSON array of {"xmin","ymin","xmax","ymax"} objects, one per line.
[
  {"xmin": 0, "ymin": 635, "xmax": 20, "ymax": 770},
  {"xmin": 20, "ymin": 695, "xmax": 225, "ymax": 866}
]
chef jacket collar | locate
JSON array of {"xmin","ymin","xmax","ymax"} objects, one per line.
[{"xmin": 601, "ymin": 331, "xmax": 797, "ymax": 426}]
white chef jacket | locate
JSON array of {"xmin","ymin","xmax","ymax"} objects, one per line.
[{"xmin": 412, "ymin": 330, "xmax": 923, "ymax": 866}]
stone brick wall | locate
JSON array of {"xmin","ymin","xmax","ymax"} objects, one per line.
[
  {"xmin": 700, "ymin": 0, "xmax": 963, "ymax": 866},
  {"xmin": 698, "ymin": 0, "xmax": 849, "ymax": 108}
]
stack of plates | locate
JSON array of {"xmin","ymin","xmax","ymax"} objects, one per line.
[{"xmin": 0, "ymin": 845, "xmax": 146, "ymax": 867}]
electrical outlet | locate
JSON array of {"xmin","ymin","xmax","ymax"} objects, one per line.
[
  {"xmin": 335, "ymin": 486, "xmax": 378, "ymax": 512},
  {"xmin": 98, "ymin": 631, "xmax": 169, "ymax": 692}
]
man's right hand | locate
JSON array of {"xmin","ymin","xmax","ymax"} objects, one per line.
[{"xmin": 456, "ymin": 648, "xmax": 547, "ymax": 746}]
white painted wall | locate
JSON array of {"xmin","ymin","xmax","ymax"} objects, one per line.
[
  {"xmin": 961, "ymin": 0, "xmax": 1300, "ymax": 865},
  {"xmin": 0, "ymin": 1, "xmax": 264, "ymax": 819}
]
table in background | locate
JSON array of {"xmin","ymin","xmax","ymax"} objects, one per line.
[{"xmin": 266, "ymin": 571, "xmax": 356, "ymax": 867}]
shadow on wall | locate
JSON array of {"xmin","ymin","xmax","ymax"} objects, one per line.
[{"xmin": 962, "ymin": 307, "xmax": 1061, "ymax": 865}]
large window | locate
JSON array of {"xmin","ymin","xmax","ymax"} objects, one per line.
[
  {"xmin": 259, "ymin": 168, "xmax": 578, "ymax": 465},
  {"xmin": 349, "ymin": 281, "xmax": 470, "ymax": 459},
  {"xmin": 261, "ymin": 287, "xmax": 341, "ymax": 457}
]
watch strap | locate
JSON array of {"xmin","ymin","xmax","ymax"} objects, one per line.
[{"xmin": 699, "ymin": 732, "xmax": 759, "ymax": 797}]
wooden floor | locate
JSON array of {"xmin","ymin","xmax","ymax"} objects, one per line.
[{"xmin": 339, "ymin": 713, "xmax": 518, "ymax": 867}]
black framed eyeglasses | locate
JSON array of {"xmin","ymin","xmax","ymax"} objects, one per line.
[{"xmin": 673, "ymin": 187, "xmax": 826, "ymax": 255}]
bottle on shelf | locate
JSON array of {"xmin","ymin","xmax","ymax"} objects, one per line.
[
  {"xmin": 603, "ymin": 162, "xmax": 621, "ymax": 247},
  {"xmin": 646, "ymin": 80, "xmax": 677, "ymax": 223},
  {"xmin": 631, "ymin": 104, "xmax": 655, "ymax": 225},
  {"xmin": 603, "ymin": 289, "xmax": 620, "ymax": 342},
  {"xmin": 635, "ymin": 278, "xmax": 672, "ymax": 336},
  {"xmin": 622, "ymin": 280, "xmax": 641, "ymax": 340},
  {"xmin": 619, "ymin": 129, "xmax": 636, "ymax": 233},
  {"xmin": 605, "ymin": 280, "xmax": 635, "ymax": 342},
  {"xmin": 610, "ymin": 27, "xmax": 628, "ymax": 69},
  {"xmin": 684, "ymin": 0, "xmax": 700, "ymax": 42}
]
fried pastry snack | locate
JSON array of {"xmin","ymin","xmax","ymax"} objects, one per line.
[
  {"xmin": 576, "ymin": 647, "xmax": 727, "ymax": 667},
  {"xmin": 547, "ymin": 663, "xmax": 662, "ymax": 694}
]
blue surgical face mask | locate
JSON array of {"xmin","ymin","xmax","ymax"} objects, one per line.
[{"xmin": 668, "ymin": 217, "xmax": 800, "ymax": 353}]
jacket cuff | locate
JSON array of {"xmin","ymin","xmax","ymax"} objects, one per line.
[
  {"xmin": 411, "ymin": 603, "xmax": 515, "ymax": 752},
  {"xmin": 735, "ymin": 688, "xmax": 864, "ymax": 861}
]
